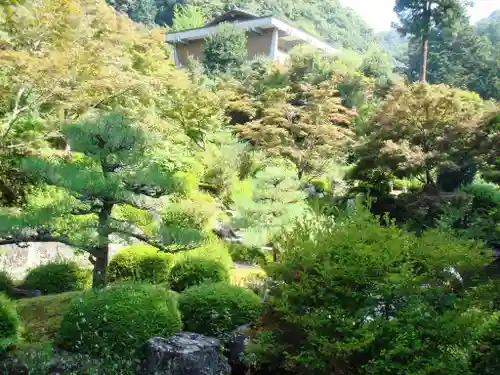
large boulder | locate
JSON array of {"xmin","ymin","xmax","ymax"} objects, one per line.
[
  {"xmin": 223, "ymin": 325, "xmax": 252, "ymax": 375},
  {"xmin": 139, "ymin": 333, "xmax": 230, "ymax": 375}
]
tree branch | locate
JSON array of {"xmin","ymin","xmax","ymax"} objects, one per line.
[
  {"xmin": 113, "ymin": 229, "xmax": 196, "ymax": 253},
  {"xmin": 0, "ymin": 231, "xmax": 98, "ymax": 255}
]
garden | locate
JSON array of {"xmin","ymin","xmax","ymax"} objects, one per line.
[{"xmin": 0, "ymin": 0, "xmax": 499, "ymax": 373}]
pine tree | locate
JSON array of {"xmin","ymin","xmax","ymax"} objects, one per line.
[
  {"xmin": 0, "ymin": 113, "xmax": 198, "ymax": 288},
  {"xmin": 232, "ymin": 166, "xmax": 308, "ymax": 248}
]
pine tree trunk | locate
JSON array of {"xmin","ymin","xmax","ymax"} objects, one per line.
[
  {"xmin": 92, "ymin": 249, "xmax": 109, "ymax": 289},
  {"xmin": 420, "ymin": 36, "xmax": 429, "ymax": 83},
  {"xmin": 425, "ymin": 168, "xmax": 434, "ymax": 185},
  {"xmin": 92, "ymin": 200, "xmax": 113, "ymax": 288}
]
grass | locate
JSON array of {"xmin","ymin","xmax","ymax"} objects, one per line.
[
  {"xmin": 16, "ymin": 291, "xmax": 82, "ymax": 343},
  {"xmin": 230, "ymin": 266, "xmax": 266, "ymax": 287}
]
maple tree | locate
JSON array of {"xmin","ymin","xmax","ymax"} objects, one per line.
[
  {"xmin": 350, "ymin": 83, "xmax": 488, "ymax": 186},
  {"xmin": 236, "ymin": 81, "xmax": 355, "ymax": 179}
]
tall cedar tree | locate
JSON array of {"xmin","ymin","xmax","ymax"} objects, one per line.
[
  {"xmin": 350, "ymin": 83, "xmax": 486, "ymax": 186},
  {"xmin": 394, "ymin": 0, "xmax": 470, "ymax": 82},
  {"xmin": 236, "ymin": 82, "xmax": 355, "ymax": 179},
  {"xmin": 0, "ymin": 113, "xmax": 196, "ymax": 288}
]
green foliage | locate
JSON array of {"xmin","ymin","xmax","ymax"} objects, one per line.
[
  {"xmin": 407, "ymin": 25, "xmax": 500, "ymax": 100},
  {"xmin": 228, "ymin": 243, "xmax": 267, "ymax": 265},
  {"xmin": 394, "ymin": 0, "xmax": 469, "ymax": 81},
  {"xmin": 169, "ymin": 4, "xmax": 206, "ymax": 32},
  {"xmin": 203, "ymin": 23, "xmax": 247, "ymax": 75},
  {"xmin": 439, "ymin": 182, "xmax": 500, "ymax": 248},
  {"xmin": 23, "ymin": 261, "xmax": 91, "ymax": 295},
  {"xmin": 471, "ymin": 311, "xmax": 500, "ymax": 375},
  {"xmin": 360, "ymin": 44, "xmax": 393, "ymax": 80},
  {"xmin": 350, "ymin": 83, "xmax": 486, "ymax": 186},
  {"xmin": 57, "ymin": 283, "xmax": 182, "ymax": 357},
  {"xmin": 310, "ymin": 178, "xmax": 330, "ymax": 193},
  {"xmin": 0, "ymin": 271, "xmax": 14, "ymax": 297},
  {"xmin": 167, "ymin": 257, "xmax": 230, "ymax": 292},
  {"xmin": 179, "ymin": 282, "xmax": 262, "ymax": 338},
  {"xmin": 180, "ymin": 238, "xmax": 234, "ymax": 270},
  {"xmin": 106, "ymin": 0, "xmax": 158, "ymax": 24},
  {"xmin": 149, "ymin": 0, "xmax": 377, "ymax": 51},
  {"xmin": 0, "ymin": 293, "xmax": 21, "ymax": 351},
  {"xmin": 108, "ymin": 244, "xmax": 174, "ymax": 284},
  {"xmin": 0, "ymin": 110, "xmax": 208, "ymax": 288},
  {"xmin": 247, "ymin": 205, "xmax": 489, "ymax": 375},
  {"xmin": 232, "ymin": 166, "xmax": 308, "ymax": 247}
]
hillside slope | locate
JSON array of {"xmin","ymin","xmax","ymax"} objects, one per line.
[{"xmin": 108, "ymin": 0, "xmax": 377, "ymax": 51}]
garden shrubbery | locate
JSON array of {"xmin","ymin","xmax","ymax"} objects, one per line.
[
  {"xmin": 168, "ymin": 257, "xmax": 229, "ymax": 292},
  {"xmin": 183, "ymin": 238, "xmax": 233, "ymax": 270},
  {"xmin": 57, "ymin": 283, "xmax": 182, "ymax": 357},
  {"xmin": 108, "ymin": 244, "xmax": 173, "ymax": 284},
  {"xmin": 179, "ymin": 282, "xmax": 262, "ymax": 338},
  {"xmin": 0, "ymin": 271, "xmax": 14, "ymax": 297},
  {"xmin": 228, "ymin": 243, "xmax": 267, "ymax": 265},
  {"xmin": 23, "ymin": 261, "xmax": 91, "ymax": 295},
  {"xmin": 0, "ymin": 293, "xmax": 21, "ymax": 351},
  {"xmin": 246, "ymin": 206, "xmax": 491, "ymax": 375}
]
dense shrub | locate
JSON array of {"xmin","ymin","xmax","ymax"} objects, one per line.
[
  {"xmin": 310, "ymin": 178, "xmax": 330, "ymax": 193},
  {"xmin": 178, "ymin": 238, "xmax": 233, "ymax": 270},
  {"xmin": 108, "ymin": 245, "xmax": 173, "ymax": 284},
  {"xmin": 246, "ymin": 206, "xmax": 489, "ymax": 375},
  {"xmin": 440, "ymin": 182, "xmax": 500, "ymax": 248},
  {"xmin": 0, "ymin": 271, "xmax": 14, "ymax": 296},
  {"xmin": 168, "ymin": 257, "xmax": 229, "ymax": 292},
  {"xmin": 179, "ymin": 282, "xmax": 262, "ymax": 338},
  {"xmin": 0, "ymin": 293, "xmax": 21, "ymax": 351},
  {"xmin": 23, "ymin": 261, "xmax": 91, "ymax": 295},
  {"xmin": 228, "ymin": 243, "xmax": 267, "ymax": 265},
  {"xmin": 57, "ymin": 283, "xmax": 182, "ymax": 357},
  {"xmin": 203, "ymin": 23, "xmax": 247, "ymax": 74}
]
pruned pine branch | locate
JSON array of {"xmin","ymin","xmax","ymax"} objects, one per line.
[
  {"xmin": 124, "ymin": 183, "xmax": 167, "ymax": 198},
  {"xmin": 112, "ymin": 228, "xmax": 196, "ymax": 253},
  {"xmin": 0, "ymin": 230, "xmax": 98, "ymax": 255}
]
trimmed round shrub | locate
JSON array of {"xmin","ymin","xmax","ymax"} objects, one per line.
[
  {"xmin": 0, "ymin": 271, "xmax": 14, "ymax": 297},
  {"xmin": 108, "ymin": 244, "xmax": 173, "ymax": 284},
  {"xmin": 23, "ymin": 261, "xmax": 91, "ymax": 295},
  {"xmin": 57, "ymin": 283, "xmax": 182, "ymax": 357},
  {"xmin": 167, "ymin": 257, "xmax": 229, "ymax": 292},
  {"xmin": 179, "ymin": 282, "xmax": 263, "ymax": 338},
  {"xmin": 185, "ymin": 239, "xmax": 233, "ymax": 270},
  {"xmin": 0, "ymin": 293, "xmax": 21, "ymax": 350}
]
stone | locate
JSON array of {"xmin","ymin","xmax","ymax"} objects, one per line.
[
  {"xmin": 139, "ymin": 332, "xmax": 231, "ymax": 375},
  {"xmin": 11, "ymin": 287, "xmax": 42, "ymax": 298},
  {"xmin": 223, "ymin": 325, "xmax": 252, "ymax": 375}
]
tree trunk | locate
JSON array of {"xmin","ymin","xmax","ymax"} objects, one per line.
[
  {"xmin": 420, "ymin": 36, "xmax": 429, "ymax": 82},
  {"xmin": 297, "ymin": 168, "xmax": 304, "ymax": 180},
  {"xmin": 92, "ymin": 249, "xmax": 109, "ymax": 289},
  {"xmin": 425, "ymin": 168, "xmax": 435, "ymax": 185},
  {"xmin": 92, "ymin": 200, "xmax": 113, "ymax": 288},
  {"xmin": 420, "ymin": 2, "xmax": 431, "ymax": 83}
]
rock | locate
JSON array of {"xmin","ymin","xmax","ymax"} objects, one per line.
[
  {"xmin": 11, "ymin": 287, "xmax": 42, "ymax": 298},
  {"xmin": 213, "ymin": 222, "xmax": 243, "ymax": 244},
  {"xmin": 224, "ymin": 325, "xmax": 252, "ymax": 375},
  {"xmin": 139, "ymin": 332, "xmax": 231, "ymax": 375}
]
